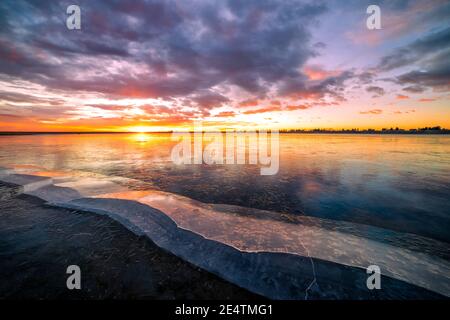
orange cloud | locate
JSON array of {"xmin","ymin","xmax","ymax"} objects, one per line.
[
  {"xmin": 285, "ymin": 104, "xmax": 310, "ymax": 111},
  {"xmin": 238, "ymin": 99, "xmax": 259, "ymax": 107},
  {"xmin": 243, "ymin": 105, "xmax": 282, "ymax": 115},
  {"xmin": 216, "ymin": 111, "xmax": 236, "ymax": 117},
  {"xmin": 288, "ymin": 91, "xmax": 323, "ymax": 100},
  {"xmin": 303, "ymin": 65, "xmax": 340, "ymax": 81},
  {"xmin": 360, "ymin": 109, "xmax": 383, "ymax": 115},
  {"xmin": 394, "ymin": 109, "xmax": 416, "ymax": 114},
  {"xmin": 419, "ymin": 98, "xmax": 435, "ymax": 102}
]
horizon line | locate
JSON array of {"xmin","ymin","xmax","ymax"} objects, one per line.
[{"xmin": 0, "ymin": 126, "xmax": 448, "ymax": 135}]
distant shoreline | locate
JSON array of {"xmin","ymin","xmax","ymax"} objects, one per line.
[{"xmin": 0, "ymin": 130, "xmax": 449, "ymax": 136}]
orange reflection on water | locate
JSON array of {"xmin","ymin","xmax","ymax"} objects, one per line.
[{"xmin": 0, "ymin": 133, "xmax": 449, "ymax": 243}]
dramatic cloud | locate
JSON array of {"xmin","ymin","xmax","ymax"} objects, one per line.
[
  {"xmin": 0, "ymin": 0, "xmax": 327, "ymax": 100},
  {"xmin": 0, "ymin": 0, "xmax": 448, "ymax": 131},
  {"xmin": 378, "ymin": 27, "xmax": 450, "ymax": 71},
  {"xmin": 378, "ymin": 26, "xmax": 450, "ymax": 92},
  {"xmin": 279, "ymin": 70, "xmax": 354, "ymax": 101}
]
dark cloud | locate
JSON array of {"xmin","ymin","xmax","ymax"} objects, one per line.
[
  {"xmin": 0, "ymin": 91, "xmax": 62, "ymax": 105},
  {"xmin": 358, "ymin": 72, "xmax": 375, "ymax": 85},
  {"xmin": 403, "ymin": 85, "xmax": 426, "ymax": 93},
  {"xmin": 0, "ymin": 102, "xmax": 78, "ymax": 119},
  {"xmin": 189, "ymin": 91, "xmax": 230, "ymax": 109},
  {"xmin": 396, "ymin": 66, "xmax": 450, "ymax": 91},
  {"xmin": 366, "ymin": 86, "xmax": 385, "ymax": 97},
  {"xmin": 378, "ymin": 27, "xmax": 450, "ymax": 71},
  {"xmin": 313, "ymin": 42, "xmax": 326, "ymax": 49},
  {"xmin": 0, "ymin": 0, "xmax": 329, "ymax": 104},
  {"xmin": 279, "ymin": 70, "xmax": 354, "ymax": 101},
  {"xmin": 378, "ymin": 26, "xmax": 450, "ymax": 92}
]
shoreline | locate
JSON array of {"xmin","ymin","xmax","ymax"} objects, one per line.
[
  {"xmin": 0, "ymin": 188, "xmax": 261, "ymax": 299},
  {"xmin": 0, "ymin": 131, "xmax": 449, "ymax": 136},
  {"xmin": 0, "ymin": 185, "xmax": 444, "ymax": 300},
  {"xmin": 0, "ymin": 167, "xmax": 448, "ymax": 299}
]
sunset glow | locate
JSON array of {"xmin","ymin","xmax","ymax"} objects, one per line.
[
  {"xmin": 0, "ymin": 0, "xmax": 449, "ymax": 132},
  {"xmin": 0, "ymin": 0, "xmax": 450, "ymax": 303}
]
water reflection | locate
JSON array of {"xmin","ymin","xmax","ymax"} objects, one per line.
[
  {"xmin": 0, "ymin": 133, "xmax": 449, "ymax": 242},
  {"xmin": 132, "ymin": 133, "xmax": 151, "ymax": 143}
]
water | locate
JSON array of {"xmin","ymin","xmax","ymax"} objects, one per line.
[{"xmin": 0, "ymin": 133, "xmax": 449, "ymax": 243}]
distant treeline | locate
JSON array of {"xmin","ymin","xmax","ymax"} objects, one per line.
[
  {"xmin": 280, "ymin": 126, "xmax": 449, "ymax": 134},
  {"xmin": 0, "ymin": 126, "xmax": 448, "ymax": 135},
  {"xmin": 0, "ymin": 131, "xmax": 131, "ymax": 136}
]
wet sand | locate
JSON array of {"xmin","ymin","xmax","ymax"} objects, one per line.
[{"xmin": 0, "ymin": 183, "xmax": 260, "ymax": 299}]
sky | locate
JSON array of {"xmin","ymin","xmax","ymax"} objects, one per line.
[{"xmin": 0, "ymin": 0, "xmax": 449, "ymax": 132}]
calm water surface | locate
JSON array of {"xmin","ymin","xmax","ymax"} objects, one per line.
[{"xmin": 0, "ymin": 133, "xmax": 449, "ymax": 242}]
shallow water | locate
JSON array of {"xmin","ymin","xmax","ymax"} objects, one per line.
[{"xmin": 0, "ymin": 133, "xmax": 449, "ymax": 243}]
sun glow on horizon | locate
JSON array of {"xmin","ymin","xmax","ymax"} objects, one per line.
[
  {"xmin": 126, "ymin": 126, "xmax": 162, "ymax": 133},
  {"xmin": 0, "ymin": 1, "xmax": 448, "ymax": 133}
]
